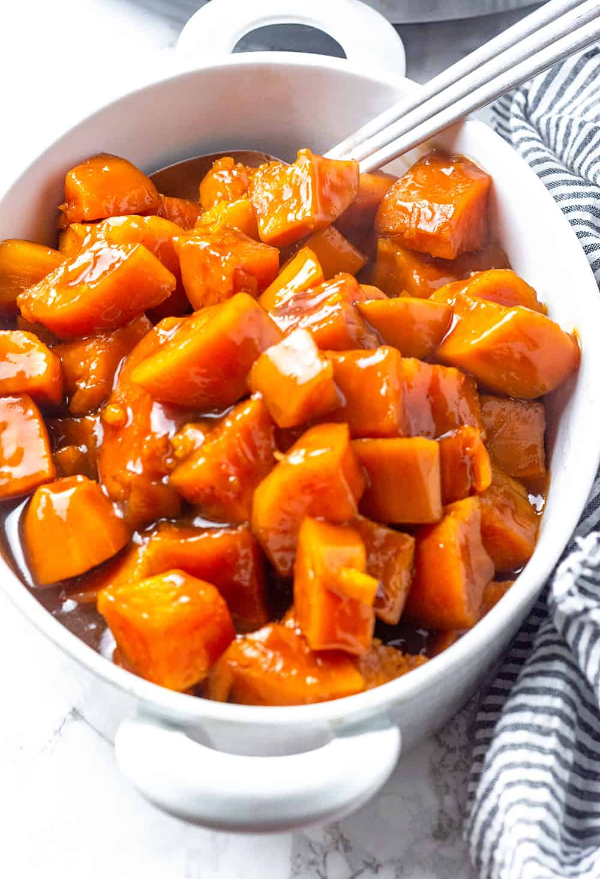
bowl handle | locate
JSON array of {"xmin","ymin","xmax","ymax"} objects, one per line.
[
  {"xmin": 115, "ymin": 712, "xmax": 401, "ymax": 832},
  {"xmin": 176, "ymin": 0, "xmax": 406, "ymax": 79}
]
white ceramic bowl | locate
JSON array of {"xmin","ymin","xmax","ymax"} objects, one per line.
[{"xmin": 1, "ymin": 0, "xmax": 599, "ymax": 834}]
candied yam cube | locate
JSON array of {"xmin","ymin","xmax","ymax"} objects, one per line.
[
  {"xmin": 353, "ymin": 516, "xmax": 415, "ymax": 626},
  {"xmin": 15, "ymin": 317, "xmax": 60, "ymax": 348},
  {"xmin": 335, "ymin": 171, "xmax": 397, "ymax": 245},
  {"xmin": 48, "ymin": 413, "xmax": 101, "ymax": 480},
  {"xmin": 406, "ymin": 497, "xmax": 494, "ymax": 629},
  {"xmin": 438, "ymin": 426, "xmax": 492, "ymax": 505},
  {"xmin": 173, "ymin": 228, "xmax": 279, "ymax": 308},
  {"xmin": 294, "ymin": 518, "xmax": 376, "ymax": 655},
  {"xmin": 58, "ymin": 225, "xmax": 87, "ymax": 257},
  {"xmin": 480, "ymin": 395, "xmax": 546, "ymax": 481},
  {"xmin": 199, "ymin": 156, "xmax": 252, "ymax": 209},
  {"xmin": 328, "ymin": 346, "xmax": 403, "ymax": 437},
  {"xmin": 252, "ymin": 423, "xmax": 366, "ymax": 577},
  {"xmin": 0, "ymin": 239, "xmax": 65, "ymax": 316},
  {"xmin": 435, "ymin": 291, "xmax": 579, "ymax": 398},
  {"xmin": 23, "ymin": 475, "xmax": 130, "ymax": 585},
  {"xmin": 98, "ymin": 570, "xmax": 234, "ymax": 691},
  {"xmin": 303, "ymin": 226, "xmax": 367, "ymax": 279},
  {"xmin": 154, "ymin": 194, "xmax": 202, "ymax": 230},
  {"xmin": 481, "ymin": 579, "xmax": 514, "ymax": 616},
  {"xmin": 376, "ymin": 151, "xmax": 491, "ymax": 259},
  {"xmin": 358, "ymin": 640, "xmax": 427, "ymax": 689},
  {"xmin": 259, "ymin": 246, "xmax": 324, "ymax": 311},
  {"xmin": 371, "ymin": 237, "xmax": 459, "ymax": 298},
  {"xmin": 400, "ymin": 358, "xmax": 482, "ymax": 438},
  {"xmin": 195, "ymin": 198, "xmax": 259, "ymax": 240},
  {"xmin": 170, "ymin": 398, "xmax": 276, "ymax": 523},
  {"xmin": 353, "ymin": 437, "xmax": 442, "ymax": 525},
  {"xmin": 248, "ymin": 328, "xmax": 340, "ymax": 428},
  {"xmin": 18, "ymin": 241, "xmax": 175, "ymax": 339},
  {"xmin": 450, "ymin": 242, "xmax": 509, "ymax": 276},
  {"xmin": 357, "ymin": 298, "xmax": 452, "ymax": 360},
  {"xmin": 130, "ymin": 293, "xmax": 282, "ymax": 410},
  {"xmin": 478, "ymin": 466, "xmax": 539, "ymax": 571},
  {"xmin": 55, "ymin": 315, "xmax": 151, "ymax": 415},
  {"xmin": 0, "ymin": 331, "xmax": 62, "ymax": 406},
  {"xmin": 251, "ymin": 149, "xmax": 359, "ymax": 246},
  {"xmin": 0, "ymin": 395, "xmax": 56, "ymax": 500},
  {"xmin": 171, "ymin": 422, "xmax": 208, "ymax": 461},
  {"xmin": 434, "ymin": 269, "xmax": 545, "ymax": 313},
  {"xmin": 205, "ymin": 619, "xmax": 365, "ymax": 705},
  {"xmin": 58, "ymin": 153, "xmax": 159, "ymax": 227}
]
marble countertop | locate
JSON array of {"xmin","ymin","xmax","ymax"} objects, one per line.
[{"xmin": 0, "ymin": 2, "xmax": 533, "ymax": 875}]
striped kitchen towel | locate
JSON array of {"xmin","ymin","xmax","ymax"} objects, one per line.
[{"xmin": 466, "ymin": 50, "xmax": 600, "ymax": 879}]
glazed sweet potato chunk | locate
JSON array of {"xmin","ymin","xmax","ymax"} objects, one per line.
[
  {"xmin": 435, "ymin": 291, "xmax": 579, "ymax": 398},
  {"xmin": 400, "ymin": 358, "xmax": 483, "ymax": 438},
  {"xmin": 335, "ymin": 171, "xmax": 397, "ymax": 245},
  {"xmin": 48, "ymin": 413, "xmax": 100, "ymax": 480},
  {"xmin": 15, "ymin": 317, "xmax": 60, "ymax": 348},
  {"xmin": 205, "ymin": 619, "xmax": 365, "ymax": 705},
  {"xmin": 195, "ymin": 197, "xmax": 259, "ymax": 240},
  {"xmin": 357, "ymin": 298, "xmax": 452, "ymax": 360},
  {"xmin": 358, "ymin": 640, "xmax": 427, "ymax": 689},
  {"xmin": 0, "ymin": 240, "xmax": 65, "ymax": 316},
  {"xmin": 248, "ymin": 329, "xmax": 340, "ymax": 428},
  {"xmin": 302, "ymin": 226, "xmax": 367, "ymax": 279},
  {"xmin": 154, "ymin": 194, "xmax": 202, "ymax": 230},
  {"xmin": 252, "ymin": 423, "xmax": 366, "ymax": 577},
  {"xmin": 352, "ymin": 437, "xmax": 442, "ymax": 524},
  {"xmin": 478, "ymin": 466, "xmax": 539, "ymax": 571},
  {"xmin": 480, "ymin": 395, "xmax": 546, "ymax": 481},
  {"xmin": 0, "ymin": 395, "xmax": 56, "ymax": 499},
  {"xmin": 199, "ymin": 156, "xmax": 253, "ymax": 209},
  {"xmin": 294, "ymin": 518, "xmax": 377, "ymax": 655},
  {"xmin": 353, "ymin": 516, "xmax": 415, "ymax": 626},
  {"xmin": 406, "ymin": 497, "xmax": 494, "ymax": 629},
  {"xmin": 23, "ymin": 475, "xmax": 130, "ymax": 585},
  {"xmin": 55, "ymin": 315, "xmax": 151, "ymax": 415},
  {"xmin": 0, "ymin": 331, "xmax": 62, "ymax": 406},
  {"xmin": 58, "ymin": 153, "xmax": 159, "ymax": 227},
  {"xmin": 18, "ymin": 241, "xmax": 175, "ymax": 339},
  {"xmin": 98, "ymin": 570, "xmax": 234, "ymax": 691},
  {"xmin": 251, "ymin": 149, "xmax": 359, "ymax": 246},
  {"xmin": 259, "ymin": 247, "xmax": 324, "ymax": 311},
  {"xmin": 171, "ymin": 398, "xmax": 276, "ymax": 523},
  {"xmin": 328, "ymin": 346, "xmax": 403, "ymax": 437},
  {"xmin": 370, "ymin": 237, "xmax": 459, "ymax": 298},
  {"xmin": 434, "ymin": 269, "xmax": 546, "ymax": 313},
  {"xmin": 174, "ymin": 228, "xmax": 279, "ymax": 308},
  {"xmin": 130, "ymin": 293, "xmax": 282, "ymax": 410},
  {"xmin": 481, "ymin": 579, "xmax": 514, "ymax": 616},
  {"xmin": 376, "ymin": 152, "xmax": 491, "ymax": 259},
  {"xmin": 438, "ymin": 426, "xmax": 492, "ymax": 505}
]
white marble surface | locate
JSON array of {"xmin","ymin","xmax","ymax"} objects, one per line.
[{"xmin": 0, "ymin": 2, "xmax": 529, "ymax": 875}]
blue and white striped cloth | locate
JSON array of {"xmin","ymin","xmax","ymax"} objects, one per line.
[{"xmin": 466, "ymin": 50, "xmax": 600, "ymax": 879}]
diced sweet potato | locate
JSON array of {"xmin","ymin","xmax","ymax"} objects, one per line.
[
  {"xmin": 435, "ymin": 290, "xmax": 579, "ymax": 398},
  {"xmin": 259, "ymin": 247, "xmax": 324, "ymax": 311},
  {"xmin": 199, "ymin": 156, "xmax": 253, "ymax": 210},
  {"xmin": 269, "ymin": 273, "xmax": 379, "ymax": 350},
  {"xmin": 251, "ymin": 149, "xmax": 359, "ymax": 246},
  {"xmin": 294, "ymin": 518, "xmax": 376, "ymax": 655},
  {"xmin": 15, "ymin": 317, "xmax": 60, "ymax": 348},
  {"xmin": 435, "ymin": 269, "xmax": 545, "ymax": 313},
  {"xmin": 328, "ymin": 347, "xmax": 403, "ymax": 437},
  {"xmin": 371, "ymin": 237, "xmax": 459, "ymax": 298},
  {"xmin": 481, "ymin": 579, "xmax": 514, "ymax": 616},
  {"xmin": 406, "ymin": 497, "xmax": 494, "ymax": 629},
  {"xmin": 18, "ymin": 242, "xmax": 175, "ymax": 339},
  {"xmin": 98, "ymin": 318, "xmax": 190, "ymax": 527},
  {"xmin": 98, "ymin": 570, "xmax": 234, "ymax": 691},
  {"xmin": 130, "ymin": 293, "xmax": 282, "ymax": 410},
  {"xmin": 400, "ymin": 358, "xmax": 483, "ymax": 438},
  {"xmin": 24, "ymin": 475, "xmax": 130, "ymax": 585},
  {"xmin": 352, "ymin": 437, "xmax": 442, "ymax": 524},
  {"xmin": 358, "ymin": 640, "xmax": 427, "ymax": 688},
  {"xmin": 58, "ymin": 153, "xmax": 159, "ymax": 227},
  {"xmin": 478, "ymin": 466, "xmax": 539, "ymax": 571},
  {"xmin": 480, "ymin": 395, "xmax": 546, "ymax": 481},
  {"xmin": 55, "ymin": 315, "xmax": 151, "ymax": 415},
  {"xmin": 0, "ymin": 331, "xmax": 62, "ymax": 406},
  {"xmin": 58, "ymin": 226, "xmax": 85, "ymax": 257},
  {"xmin": 450, "ymin": 242, "xmax": 509, "ymax": 276},
  {"xmin": 376, "ymin": 152, "xmax": 491, "ymax": 259},
  {"xmin": 357, "ymin": 298, "xmax": 452, "ymax": 360},
  {"xmin": 303, "ymin": 226, "xmax": 367, "ymax": 279},
  {"xmin": 171, "ymin": 398, "xmax": 276, "ymax": 523},
  {"xmin": 248, "ymin": 329, "xmax": 341, "ymax": 428},
  {"xmin": 205, "ymin": 619, "xmax": 365, "ymax": 705},
  {"xmin": 154, "ymin": 194, "xmax": 203, "ymax": 230},
  {"xmin": 335, "ymin": 171, "xmax": 397, "ymax": 245},
  {"xmin": 173, "ymin": 228, "xmax": 279, "ymax": 308},
  {"xmin": 0, "ymin": 239, "xmax": 65, "ymax": 316},
  {"xmin": 438, "ymin": 426, "xmax": 492, "ymax": 504},
  {"xmin": 252, "ymin": 423, "xmax": 366, "ymax": 577},
  {"xmin": 353, "ymin": 516, "xmax": 415, "ymax": 625},
  {"xmin": 48, "ymin": 413, "xmax": 100, "ymax": 479},
  {"xmin": 195, "ymin": 198, "xmax": 259, "ymax": 240},
  {"xmin": 0, "ymin": 395, "xmax": 56, "ymax": 499}
]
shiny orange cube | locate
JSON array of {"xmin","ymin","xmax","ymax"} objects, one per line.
[
  {"xmin": 0, "ymin": 239, "xmax": 65, "ymax": 316},
  {"xmin": 303, "ymin": 226, "xmax": 367, "ymax": 279},
  {"xmin": 328, "ymin": 346, "xmax": 403, "ymax": 437},
  {"xmin": 0, "ymin": 331, "xmax": 63, "ymax": 406},
  {"xmin": 354, "ymin": 516, "xmax": 415, "ymax": 626},
  {"xmin": 478, "ymin": 466, "xmax": 539, "ymax": 571},
  {"xmin": 357, "ymin": 298, "xmax": 452, "ymax": 360},
  {"xmin": 480, "ymin": 395, "xmax": 546, "ymax": 481},
  {"xmin": 199, "ymin": 156, "xmax": 253, "ymax": 209},
  {"xmin": 0, "ymin": 395, "xmax": 56, "ymax": 500},
  {"xmin": 335, "ymin": 171, "xmax": 397, "ymax": 245},
  {"xmin": 400, "ymin": 358, "xmax": 483, "ymax": 438},
  {"xmin": 438, "ymin": 426, "xmax": 492, "ymax": 504},
  {"xmin": 371, "ymin": 237, "xmax": 458, "ymax": 298},
  {"xmin": 434, "ymin": 269, "xmax": 545, "ymax": 313},
  {"xmin": 259, "ymin": 246, "xmax": 324, "ymax": 311}
]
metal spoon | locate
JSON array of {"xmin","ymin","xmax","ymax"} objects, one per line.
[{"xmin": 150, "ymin": 150, "xmax": 277, "ymax": 200}]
